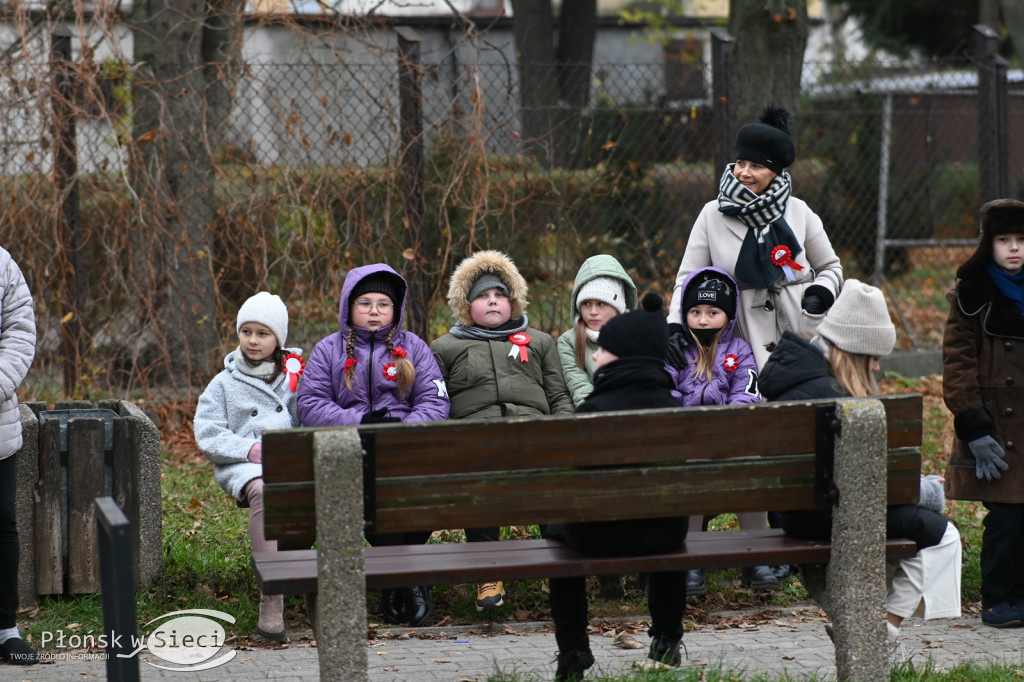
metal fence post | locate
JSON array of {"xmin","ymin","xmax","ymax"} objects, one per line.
[
  {"xmin": 95, "ymin": 496, "xmax": 140, "ymax": 682},
  {"xmin": 710, "ymin": 28, "xmax": 734, "ymax": 183},
  {"xmin": 50, "ymin": 26, "xmax": 83, "ymax": 394},
  {"xmin": 396, "ymin": 26, "xmax": 428, "ymax": 342},
  {"xmin": 975, "ymin": 24, "xmax": 1009, "ymax": 203}
]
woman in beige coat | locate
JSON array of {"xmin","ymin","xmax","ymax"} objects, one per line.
[{"xmin": 665, "ymin": 106, "xmax": 843, "ymax": 593}]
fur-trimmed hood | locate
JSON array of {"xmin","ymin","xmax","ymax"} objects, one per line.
[{"xmin": 446, "ymin": 250, "xmax": 529, "ymax": 325}]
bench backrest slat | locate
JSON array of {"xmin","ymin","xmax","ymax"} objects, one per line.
[
  {"xmin": 370, "ymin": 449, "xmax": 921, "ymax": 533},
  {"xmin": 263, "ymin": 394, "xmax": 923, "ymax": 549}
]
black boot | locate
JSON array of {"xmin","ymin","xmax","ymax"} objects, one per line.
[
  {"xmin": 771, "ymin": 564, "xmax": 796, "ymax": 582},
  {"xmin": 554, "ymin": 648, "xmax": 595, "ymax": 681},
  {"xmin": 400, "ymin": 585, "xmax": 434, "ymax": 626},
  {"xmin": 643, "ymin": 636, "xmax": 681, "ymax": 669},
  {"xmin": 380, "ymin": 588, "xmax": 404, "ymax": 624},
  {"xmin": 596, "ymin": 574, "xmax": 626, "ymax": 599},
  {"xmin": 684, "ymin": 568, "xmax": 706, "ymax": 596},
  {"xmin": 741, "ymin": 565, "xmax": 781, "ymax": 591}
]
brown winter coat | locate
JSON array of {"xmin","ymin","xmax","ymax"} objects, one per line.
[{"xmin": 943, "ymin": 271, "xmax": 1024, "ymax": 503}]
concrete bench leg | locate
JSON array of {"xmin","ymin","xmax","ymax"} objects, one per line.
[
  {"xmin": 314, "ymin": 429, "xmax": 368, "ymax": 681},
  {"xmin": 829, "ymin": 398, "xmax": 889, "ymax": 681}
]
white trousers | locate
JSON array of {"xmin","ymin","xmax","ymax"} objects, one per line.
[{"xmin": 886, "ymin": 522, "xmax": 962, "ymax": 620}]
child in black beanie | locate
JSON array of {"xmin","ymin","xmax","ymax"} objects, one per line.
[{"xmin": 545, "ymin": 293, "xmax": 689, "ymax": 680}]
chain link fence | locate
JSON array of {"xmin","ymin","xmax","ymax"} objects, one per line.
[{"xmin": 1, "ymin": 23, "xmax": 1020, "ymax": 399}]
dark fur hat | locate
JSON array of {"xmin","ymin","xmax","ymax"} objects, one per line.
[{"xmin": 957, "ymin": 198, "xmax": 1024, "ymax": 279}]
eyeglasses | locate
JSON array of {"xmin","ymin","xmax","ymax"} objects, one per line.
[{"xmin": 354, "ymin": 299, "xmax": 394, "ymax": 313}]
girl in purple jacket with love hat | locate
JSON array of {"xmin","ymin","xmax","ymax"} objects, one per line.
[
  {"xmin": 297, "ymin": 263, "xmax": 450, "ymax": 627},
  {"xmin": 669, "ymin": 266, "xmax": 774, "ymax": 596},
  {"xmin": 670, "ymin": 266, "xmax": 760, "ymax": 407}
]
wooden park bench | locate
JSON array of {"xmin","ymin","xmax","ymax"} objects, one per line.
[{"xmin": 255, "ymin": 394, "xmax": 924, "ymax": 681}]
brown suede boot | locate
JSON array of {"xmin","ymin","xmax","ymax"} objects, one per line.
[{"xmin": 257, "ymin": 593, "xmax": 286, "ymax": 639}]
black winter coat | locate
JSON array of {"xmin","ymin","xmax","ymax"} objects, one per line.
[
  {"xmin": 759, "ymin": 333, "xmax": 949, "ymax": 551},
  {"xmin": 545, "ymin": 356, "xmax": 688, "ymax": 555}
]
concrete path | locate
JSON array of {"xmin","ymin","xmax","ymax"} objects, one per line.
[{"xmin": 9, "ymin": 603, "xmax": 1024, "ymax": 681}]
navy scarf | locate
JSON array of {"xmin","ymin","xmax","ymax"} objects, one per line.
[{"xmin": 986, "ymin": 260, "xmax": 1024, "ymax": 315}]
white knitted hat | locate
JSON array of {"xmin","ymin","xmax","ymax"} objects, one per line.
[
  {"xmin": 816, "ymin": 279, "xmax": 895, "ymax": 357},
  {"xmin": 237, "ymin": 291, "xmax": 289, "ymax": 347},
  {"xmin": 576, "ymin": 276, "xmax": 627, "ymax": 320}
]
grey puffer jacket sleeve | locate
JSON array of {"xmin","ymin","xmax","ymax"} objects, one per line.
[{"xmin": 0, "ymin": 248, "xmax": 35, "ymax": 460}]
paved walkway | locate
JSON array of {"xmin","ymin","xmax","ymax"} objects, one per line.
[{"xmin": 9, "ymin": 603, "xmax": 1024, "ymax": 681}]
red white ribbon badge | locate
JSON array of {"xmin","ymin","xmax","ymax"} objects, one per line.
[
  {"xmin": 723, "ymin": 354, "xmax": 739, "ymax": 371},
  {"xmin": 283, "ymin": 353, "xmax": 305, "ymax": 392},
  {"xmin": 383, "ymin": 362, "xmax": 398, "ymax": 381},
  {"xmin": 508, "ymin": 332, "xmax": 531, "ymax": 362},
  {"xmin": 770, "ymin": 245, "xmax": 804, "ymax": 282}
]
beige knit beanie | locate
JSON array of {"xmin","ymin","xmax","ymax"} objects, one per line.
[{"xmin": 816, "ymin": 279, "xmax": 895, "ymax": 357}]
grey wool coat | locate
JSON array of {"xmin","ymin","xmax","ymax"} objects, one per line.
[
  {"xmin": 0, "ymin": 247, "xmax": 35, "ymax": 460},
  {"xmin": 193, "ymin": 348, "xmax": 302, "ymax": 500}
]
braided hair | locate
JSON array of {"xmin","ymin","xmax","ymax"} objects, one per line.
[
  {"xmin": 344, "ymin": 326, "xmax": 358, "ymax": 391},
  {"xmin": 384, "ymin": 326, "xmax": 416, "ymax": 398}
]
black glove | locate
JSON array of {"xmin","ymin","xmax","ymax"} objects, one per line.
[
  {"xmin": 360, "ymin": 408, "xmax": 389, "ymax": 424},
  {"xmin": 380, "ymin": 417, "xmax": 401, "ymax": 424},
  {"xmin": 801, "ymin": 293, "xmax": 827, "ymax": 315},
  {"xmin": 665, "ymin": 323, "xmax": 689, "ymax": 370}
]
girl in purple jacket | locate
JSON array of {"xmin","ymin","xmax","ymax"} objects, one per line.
[
  {"xmin": 671, "ymin": 267, "xmax": 760, "ymax": 407},
  {"xmin": 670, "ymin": 267, "xmax": 773, "ymax": 595},
  {"xmin": 297, "ymin": 263, "xmax": 450, "ymax": 627}
]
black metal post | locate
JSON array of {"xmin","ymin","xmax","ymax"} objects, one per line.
[
  {"xmin": 51, "ymin": 26, "xmax": 83, "ymax": 394},
  {"xmin": 975, "ymin": 24, "xmax": 1009, "ymax": 203},
  {"xmin": 396, "ymin": 26, "xmax": 428, "ymax": 342},
  {"xmin": 710, "ymin": 28, "xmax": 734, "ymax": 181},
  {"xmin": 95, "ymin": 497, "xmax": 140, "ymax": 682}
]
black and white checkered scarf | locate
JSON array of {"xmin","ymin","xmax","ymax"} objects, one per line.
[{"xmin": 717, "ymin": 165, "xmax": 803, "ymax": 289}]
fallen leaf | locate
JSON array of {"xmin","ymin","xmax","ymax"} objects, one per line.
[{"xmin": 612, "ymin": 632, "xmax": 644, "ymax": 649}]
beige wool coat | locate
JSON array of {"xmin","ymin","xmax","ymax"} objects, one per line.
[{"xmin": 667, "ymin": 196, "xmax": 843, "ymax": 370}]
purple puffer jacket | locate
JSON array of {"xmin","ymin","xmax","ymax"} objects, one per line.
[
  {"xmin": 297, "ymin": 264, "xmax": 450, "ymax": 426},
  {"xmin": 670, "ymin": 267, "xmax": 761, "ymax": 407}
]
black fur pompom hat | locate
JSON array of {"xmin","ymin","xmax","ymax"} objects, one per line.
[
  {"xmin": 734, "ymin": 106, "xmax": 796, "ymax": 174},
  {"xmin": 598, "ymin": 292, "xmax": 669, "ymax": 360}
]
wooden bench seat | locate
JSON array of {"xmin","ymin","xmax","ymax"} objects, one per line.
[{"xmin": 255, "ymin": 530, "xmax": 916, "ymax": 594}]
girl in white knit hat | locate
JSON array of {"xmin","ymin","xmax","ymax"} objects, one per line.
[
  {"xmin": 194, "ymin": 291, "xmax": 305, "ymax": 639},
  {"xmin": 759, "ymin": 280, "xmax": 961, "ymax": 655}
]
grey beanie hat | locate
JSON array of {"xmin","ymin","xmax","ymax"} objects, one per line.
[
  {"xmin": 816, "ymin": 279, "xmax": 895, "ymax": 357},
  {"xmin": 467, "ymin": 273, "xmax": 509, "ymax": 302},
  {"xmin": 237, "ymin": 291, "xmax": 289, "ymax": 347}
]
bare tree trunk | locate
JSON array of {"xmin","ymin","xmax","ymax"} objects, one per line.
[
  {"xmin": 511, "ymin": 0, "xmax": 558, "ymax": 166},
  {"xmin": 203, "ymin": 0, "xmax": 246, "ymax": 151},
  {"xmin": 555, "ymin": 0, "xmax": 596, "ymax": 167},
  {"xmin": 129, "ymin": 0, "xmax": 232, "ymax": 387},
  {"xmin": 729, "ymin": 0, "xmax": 808, "ymax": 129}
]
